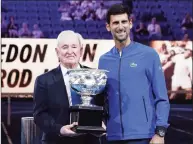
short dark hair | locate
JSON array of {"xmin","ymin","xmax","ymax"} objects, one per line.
[{"xmin": 106, "ymin": 3, "xmax": 131, "ymax": 24}]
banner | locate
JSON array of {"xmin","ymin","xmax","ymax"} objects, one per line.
[
  {"xmin": 1, "ymin": 39, "xmax": 192, "ymax": 101},
  {"xmin": 1, "ymin": 38, "xmax": 114, "ymax": 93},
  {"xmin": 150, "ymin": 40, "xmax": 192, "ymax": 100}
]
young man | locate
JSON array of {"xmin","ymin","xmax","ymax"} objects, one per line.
[
  {"xmin": 33, "ymin": 30, "xmax": 103, "ymax": 144},
  {"xmin": 98, "ymin": 4, "xmax": 170, "ymax": 144}
]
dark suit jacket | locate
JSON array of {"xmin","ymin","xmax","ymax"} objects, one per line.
[{"xmin": 33, "ymin": 65, "xmax": 93, "ymax": 143}]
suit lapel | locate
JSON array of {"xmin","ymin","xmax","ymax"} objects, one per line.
[
  {"xmin": 53, "ymin": 66, "xmax": 69, "ymax": 107},
  {"xmin": 52, "ymin": 64, "xmax": 88, "ymax": 107}
]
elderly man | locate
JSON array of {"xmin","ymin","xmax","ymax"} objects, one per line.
[{"xmin": 33, "ymin": 30, "xmax": 102, "ymax": 144}]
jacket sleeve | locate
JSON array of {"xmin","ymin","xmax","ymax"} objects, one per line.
[
  {"xmin": 96, "ymin": 57, "xmax": 109, "ymax": 123},
  {"xmin": 33, "ymin": 76, "xmax": 63, "ymax": 135},
  {"xmin": 148, "ymin": 52, "xmax": 170, "ymax": 128}
]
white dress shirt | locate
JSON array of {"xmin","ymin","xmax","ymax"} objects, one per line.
[{"xmin": 60, "ymin": 64, "xmax": 80, "ymax": 106}]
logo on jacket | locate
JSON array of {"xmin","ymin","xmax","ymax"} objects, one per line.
[{"xmin": 130, "ymin": 62, "xmax": 137, "ymax": 67}]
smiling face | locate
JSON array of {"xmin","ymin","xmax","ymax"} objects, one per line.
[
  {"xmin": 55, "ymin": 32, "xmax": 83, "ymax": 67},
  {"xmin": 106, "ymin": 13, "xmax": 132, "ymax": 43}
]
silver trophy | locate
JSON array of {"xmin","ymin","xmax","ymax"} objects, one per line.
[
  {"xmin": 67, "ymin": 69, "xmax": 108, "ymax": 133},
  {"xmin": 68, "ymin": 68, "xmax": 108, "ymax": 106}
]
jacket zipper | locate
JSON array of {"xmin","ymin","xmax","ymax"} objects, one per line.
[
  {"xmin": 119, "ymin": 55, "xmax": 124, "ymax": 137},
  {"xmin": 142, "ymin": 96, "xmax": 148, "ymax": 122}
]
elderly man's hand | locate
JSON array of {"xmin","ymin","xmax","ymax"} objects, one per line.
[{"xmin": 60, "ymin": 122, "xmax": 77, "ymax": 136}]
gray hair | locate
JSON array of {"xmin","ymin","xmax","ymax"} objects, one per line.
[{"xmin": 57, "ymin": 30, "xmax": 83, "ymax": 47}]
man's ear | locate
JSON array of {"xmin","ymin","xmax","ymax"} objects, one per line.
[
  {"xmin": 128, "ymin": 17, "xmax": 133, "ymax": 29},
  {"xmin": 55, "ymin": 48, "xmax": 60, "ymax": 62},
  {"xmin": 55, "ymin": 47, "xmax": 59, "ymax": 57},
  {"xmin": 106, "ymin": 23, "xmax": 110, "ymax": 32},
  {"xmin": 80, "ymin": 47, "xmax": 83, "ymax": 57},
  {"xmin": 129, "ymin": 20, "xmax": 133, "ymax": 29}
]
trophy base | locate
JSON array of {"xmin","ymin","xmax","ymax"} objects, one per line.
[
  {"xmin": 70, "ymin": 105, "xmax": 105, "ymax": 134},
  {"xmin": 73, "ymin": 125, "xmax": 106, "ymax": 134},
  {"xmin": 70, "ymin": 105, "xmax": 103, "ymax": 111}
]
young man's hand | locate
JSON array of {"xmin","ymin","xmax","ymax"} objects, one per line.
[{"xmin": 150, "ymin": 134, "xmax": 164, "ymax": 144}]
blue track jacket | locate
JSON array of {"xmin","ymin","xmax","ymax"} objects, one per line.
[{"xmin": 98, "ymin": 41, "xmax": 170, "ymax": 141}]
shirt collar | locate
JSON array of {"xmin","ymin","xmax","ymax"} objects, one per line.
[{"xmin": 60, "ymin": 64, "xmax": 80, "ymax": 76}]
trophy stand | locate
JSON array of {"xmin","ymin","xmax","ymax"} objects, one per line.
[
  {"xmin": 67, "ymin": 69, "xmax": 108, "ymax": 134},
  {"xmin": 70, "ymin": 96, "xmax": 106, "ymax": 134}
]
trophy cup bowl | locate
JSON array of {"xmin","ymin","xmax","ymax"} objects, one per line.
[
  {"xmin": 67, "ymin": 69, "xmax": 108, "ymax": 134},
  {"xmin": 68, "ymin": 68, "xmax": 108, "ymax": 106}
]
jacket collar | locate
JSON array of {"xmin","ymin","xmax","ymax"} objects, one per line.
[{"xmin": 112, "ymin": 41, "xmax": 135, "ymax": 57}]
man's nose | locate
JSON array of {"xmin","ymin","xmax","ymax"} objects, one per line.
[
  {"xmin": 67, "ymin": 48, "xmax": 73, "ymax": 53},
  {"xmin": 118, "ymin": 23, "xmax": 124, "ymax": 30}
]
